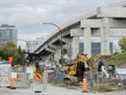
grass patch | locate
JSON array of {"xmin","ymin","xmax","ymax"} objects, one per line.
[
  {"xmin": 91, "ymin": 52, "xmax": 126, "ymax": 66},
  {"xmin": 49, "ymin": 80, "xmax": 66, "ymax": 87},
  {"xmin": 93, "ymin": 83, "xmax": 123, "ymax": 92},
  {"xmin": 107, "ymin": 52, "xmax": 126, "ymax": 66}
]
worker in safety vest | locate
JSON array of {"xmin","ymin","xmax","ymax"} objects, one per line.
[
  {"xmin": 33, "ymin": 63, "xmax": 43, "ymax": 93},
  {"xmin": 76, "ymin": 53, "xmax": 89, "ymax": 81}
]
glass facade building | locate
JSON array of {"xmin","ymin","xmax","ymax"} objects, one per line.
[{"xmin": 0, "ymin": 24, "xmax": 17, "ymax": 45}]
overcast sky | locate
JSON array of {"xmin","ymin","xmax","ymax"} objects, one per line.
[{"xmin": 0, "ymin": 0, "xmax": 122, "ymax": 42}]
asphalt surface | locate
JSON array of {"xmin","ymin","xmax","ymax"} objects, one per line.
[{"xmin": 0, "ymin": 84, "xmax": 126, "ymax": 95}]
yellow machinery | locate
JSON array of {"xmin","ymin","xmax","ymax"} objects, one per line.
[
  {"xmin": 64, "ymin": 53, "xmax": 94, "ymax": 85},
  {"xmin": 67, "ymin": 54, "xmax": 89, "ymax": 76}
]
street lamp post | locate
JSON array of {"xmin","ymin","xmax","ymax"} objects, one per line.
[
  {"xmin": 42, "ymin": 22, "xmax": 63, "ymax": 65},
  {"xmin": 42, "ymin": 22, "xmax": 64, "ymax": 82}
]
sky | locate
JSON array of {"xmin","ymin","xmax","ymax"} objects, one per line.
[{"xmin": 0, "ymin": 0, "xmax": 123, "ymax": 47}]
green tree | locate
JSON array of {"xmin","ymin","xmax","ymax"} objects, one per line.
[
  {"xmin": 0, "ymin": 42, "xmax": 25, "ymax": 65},
  {"xmin": 14, "ymin": 46, "xmax": 25, "ymax": 65},
  {"xmin": 119, "ymin": 37, "xmax": 126, "ymax": 52}
]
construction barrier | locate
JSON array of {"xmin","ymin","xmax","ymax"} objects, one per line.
[
  {"xmin": 9, "ymin": 72, "xmax": 17, "ymax": 89},
  {"xmin": 82, "ymin": 78, "xmax": 89, "ymax": 93},
  {"xmin": 16, "ymin": 66, "xmax": 30, "ymax": 88},
  {"xmin": 0, "ymin": 64, "xmax": 11, "ymax": 87}
]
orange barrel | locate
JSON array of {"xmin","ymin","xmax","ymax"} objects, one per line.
[
  {"xmin": 10, "ymin": 72, "xmax": 17, "ymax": 89},
  {"xmin": 82, "ymin": 78, "xmax": 89, "ymax": 93}
]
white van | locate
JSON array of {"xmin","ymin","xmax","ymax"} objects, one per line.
[{"xmin": 116, "ymin": 68, "xmax": 126, "ymax": 80}]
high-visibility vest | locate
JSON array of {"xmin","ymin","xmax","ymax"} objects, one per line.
[{"xmin": 34, "ymin": 72, "xmax": 42, "ymax": 81}]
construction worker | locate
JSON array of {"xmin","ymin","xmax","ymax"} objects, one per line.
[
  {"xmin": 76, "ymin": 53, "xmax": 89, "ymax": 81},
  {"xmin": 32, "ymin": 63, "xmax": 43, "ymax": 94}
]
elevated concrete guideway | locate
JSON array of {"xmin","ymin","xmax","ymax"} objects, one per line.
[
  {"xmin": 29, "ymin": 5, "xmax": 126, "ymax": 62},
  {"xmin": 32, "ymin": 20, "xmax": 81, "ymax": 62}
]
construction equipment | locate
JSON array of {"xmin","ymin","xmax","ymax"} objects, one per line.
[{"xmin": 64, "ymin": 53, "xmax": 94, "ymax": 85}]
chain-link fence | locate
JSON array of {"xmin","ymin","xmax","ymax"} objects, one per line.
[
  {"xmin": 94, "ymin": 68, "xmax": 126, "ymax": 92},
  {"xmin": 16, "ymin": 66, "xmax": 30, "ymax": 88}
]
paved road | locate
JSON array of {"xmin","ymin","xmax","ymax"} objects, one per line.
[{"xmin": 0, "ymin": 84, "xmax": 125, "ymax": 95}]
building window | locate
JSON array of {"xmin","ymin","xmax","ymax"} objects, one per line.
[
  {"xmin": 0, "ymin": 32, "xmax": 2, "ymax": 37},
  {"xmin": 9, "ymin": 30, "xmax": 13, "ymax": 38},
  {"xmin": 91, "ymin": 28, "xmax": 100, "ymax": 37},
  {"xmin": 110, "ymin": 42, "xmax": 113, "ymax": 54},
  {"xmin": 79, "ymin": 42, "xmax": 84, "ymax": 53},
  {"xmin": 91, "ymin": 42, "xmax": 101, "ymax": 56}
]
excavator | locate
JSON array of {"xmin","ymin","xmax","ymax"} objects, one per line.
[{"xmin": 64, "ymin": 53, "xmax": 96, "ymax": 85}]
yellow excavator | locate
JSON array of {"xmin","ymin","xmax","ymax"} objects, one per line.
[{"xmin": 64, "ymin": 53, "xmax": 96, "ymax": 85}]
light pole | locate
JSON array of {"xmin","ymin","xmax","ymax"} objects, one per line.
[
  {"xmin": 43, "ymin": 23, "xmax": 61, "ymax": 30},
  {"xmin": 42, "ymin": 22, "xmax": 63, "ymax": 65},
  {"xmin": 42, "ymin": 22, "xmax": 64, "ymax": 82}
]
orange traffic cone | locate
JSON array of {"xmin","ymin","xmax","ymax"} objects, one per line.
[
  {"xmin": 82, "ymin": 78, "xmax": 89, "ymax": 93},
  {"xmin": 11, "ymin": 78, "xmax": 16, "ymax": 89}
]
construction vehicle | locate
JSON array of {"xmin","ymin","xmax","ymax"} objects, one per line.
[{"xmin": 64, "ymin": 53, "xmax": 96, "ymax": 85}]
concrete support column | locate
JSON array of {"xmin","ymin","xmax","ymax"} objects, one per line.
[
  {"xmin": 65, "ymin": 38, "xmax": 72, "ymax": 60},
  {"xmin": 54, "ymin": 49, "xmax": 61, "ymax": 62},
  {"xmin": 84, "ymin": 27, "xmax": 91, "ymax": 56},
  {"xmin": 101, "ymin": 17, "xmax": 110, "ymax": 55},
  {"xmin": 71, "ymin": 36, "xmax": 79, "ymax": 60}
]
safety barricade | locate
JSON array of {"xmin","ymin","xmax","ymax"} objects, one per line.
[{"xmin": 16, "ymin": 71, "xmax": 30, "ymax": 88}]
